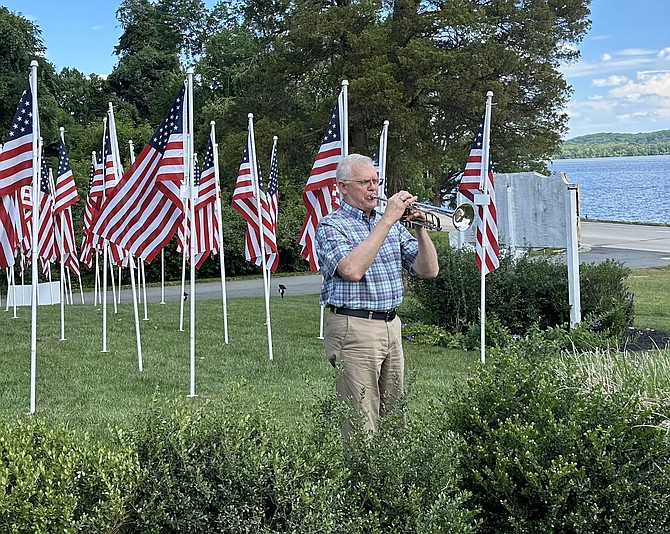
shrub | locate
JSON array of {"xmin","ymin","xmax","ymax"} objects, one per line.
[
  {"xmin": 126, "ymin": 393, "xmax": 478, "ymax": 532},
  {"xmin": 325, "ymin": 399, "xmax": 479, "ymax": 534},
  {"xmin": 580, "ymin": 259, "xmax": 634, "ymax": 335},
  {"xmin": 0, "ymin": 416, "xmax": 138, "ymax": 532},
  {"xmin": 444, "ymin": 347, "xmax": 670, "ymax": 533},
  {"xmin": 411, "ymin": 245, "xmax": 633, "ymax": 340}
]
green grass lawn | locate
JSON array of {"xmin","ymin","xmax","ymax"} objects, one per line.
[
  {"xmin": 627, "ymin": 265, "xmax": 670, "ymax": 332},
  {"xmin": 0, "ymin": 294, "xmax": 478, "ymax": 437},
  {"xmin": 1, "ymin": 265, "xmax": 667, "ymax": 438}
]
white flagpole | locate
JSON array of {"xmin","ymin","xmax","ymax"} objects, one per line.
[
  {"xmin": 66, "ymin": 268, "xmax": 73, "ymax": 304},
  {"xmin": 128, "ymin": 255, "xmax": 143, "ymax": 372},
  {"xmin": 101, "ymin": 116, "xmax": 109, "ymax": 353},
  {"xmin": 77, "ymin": 272, "xmax": 84, "ymax": 304},
  {"xmin": 160, "ymin": 250, "xmax": 165, "ymax": 304},
  {"xmin": 109, "ymin": 101, "xmax": 143, "ymax": 368},
  {"xmin": 319, "ymin": 80, "xmax": 349, "ymax": 339},
  {"xmin": 29, "ymin": 60, "xmax": 39, "ymax": 415},
  {"xmin": 187, "ymin": 70, "xmax": 198, "ymax": 395},
  {"xmin": 107, "ymin": 247, "xmax": 118, "ymax": 314},
  {"xmin": 478, "ymin": 91, "xmax": 494, "ymax": 365},
  {"xmin": 141, "ymin": 261, "xmax": 148, "ymax": 320},
  {"xmin": 178, "ymin": 145, "xmax": 189, "ymax": 332},
  {"xmin": 210, "ymin": 122, "xmax": 229, "ymax": 343},
  {"xmin": 11, "ymin": 266, "xmax": 18, "ymax": 317},
  {"xmin": 117, "ymin": 265, "xmax": 122, "ymax": 304},
  {"xmin": 50, "ymin": 150, "xmax": 65, "ymax": 340},
  {"xmin": 93, "ymin": 249, "xmax": 99, "ymax": 306},
  {"xmin": 179, "ymin": 234, "xmax": 187, "ymax": 331},
  {"xmin": 107, "ymin": 103, "xmax": 125, "ymax": 316},
  {"xmin": 248, "ymin": 113, "xmax": 273, "ymax": 361},
  {"xmin": 341, "ymin": 80, "xmax": 349, "ymax": 157},
  {"xmin": 379, "ymin": 120, "xmax": 389, "ymax": 191}
]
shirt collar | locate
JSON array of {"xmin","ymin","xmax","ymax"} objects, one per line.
[{"xmin": 341, "ymin": 200, "xmax": 379, "ymax": 222}]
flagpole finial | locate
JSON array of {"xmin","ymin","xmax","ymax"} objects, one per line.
[
  {"xmin": 187, "ymin": 67, "xmax": 194, "ymax": 75},
  {"xmin": 210, "ymin": 120, "xmax": 215, "ymax": 126},
  {"xmin": 59, "ymin": 127, "xmax": 64, "ymax": 134},
  {"xmin": 486, "ymin": 90, "xmax": 494, "ymax": 97},
  {"xmin": 31, "ymin": 59, "xmax": 38, "ymax": 67},
  {"xmin": 341, "ymin": 79, "xmax": 348, "ymax": 87},
  {"xmin": 248, "ymin": 113, "xmax": 254, "ymax": 119},
  {"xmin": 383, "ymin": 120, "xmax": 390, "ymax": 126},
  {"xmin": 273, "ymin": 135, "xmax": 278, "ymax": 141}
]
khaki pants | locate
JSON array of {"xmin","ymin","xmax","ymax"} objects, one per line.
[{"xmin": 323, "ymin": 312, "xmax": 404, "ymax": 433}]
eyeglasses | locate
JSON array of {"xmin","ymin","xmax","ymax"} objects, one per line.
[{"xmin": 344, "ymin": 178, "xmax": 384, "ymax": 187}]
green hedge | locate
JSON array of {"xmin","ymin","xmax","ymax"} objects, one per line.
[
  {"xmin": 0, "ymin": 417, "xmax": 137, "ymax": 532},
  {"xmin": 409, "ymin": 245, "xmax": 633, "ymax": 339},
  {"xmin": 444, "ymin": 345, "xmax": 670, "ymax": 533},
  {"xmin": 2, "ymin": 356, "xmax": 669, "ymax": 532},
  {"xmin": 125, "ymin": 396, "xmax": 475, "ymax": 533}
]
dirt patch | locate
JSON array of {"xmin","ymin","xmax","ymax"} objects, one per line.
[{"xmin": 623, "ymin": 327, "xmax": 670, "ymax": 352}]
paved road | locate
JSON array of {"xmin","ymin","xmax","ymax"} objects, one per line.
[
  {"xmin": 578, "ymin": 221, "xmax": 670, "ymax": 269},
  {"xmin": 86, "ymin": 220, "xmax": 670, "ymax": 304}
]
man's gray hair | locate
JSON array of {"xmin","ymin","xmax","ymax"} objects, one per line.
[{"xmin": 336, "ymin": 154, "xmax": 374, "ymax": 182}]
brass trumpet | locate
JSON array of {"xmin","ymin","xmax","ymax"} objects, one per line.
[{"xmin": 372, "ymin": 196, "xmax": 474, "ymax": 232}]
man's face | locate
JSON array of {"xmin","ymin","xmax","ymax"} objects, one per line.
[{"xmin": 339, "ymin": 162, "xmax": 380, "ymax": 214}]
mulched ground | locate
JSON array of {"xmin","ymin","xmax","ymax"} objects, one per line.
[{"xmin": 623, "ymin": 327, "xmax": 670, "ymax": 352}]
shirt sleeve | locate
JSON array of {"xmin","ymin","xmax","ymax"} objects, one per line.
[
  {"xmin": 399, "ymin": 225, "xmax": 420, "ymax": 274},
  {"xmin": 315, "ymin": 218, "xmax": 353, "ymax": 278}
]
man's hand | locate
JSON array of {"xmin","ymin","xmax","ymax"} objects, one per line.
[{"xmin": 382, "ymin": 190, "xmax": 418, "ymax": 225}]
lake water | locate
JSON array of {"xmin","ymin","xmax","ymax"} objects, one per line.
[{"xmin": 547, "ymin": 155, "xmax": 670, "ymax": 224}]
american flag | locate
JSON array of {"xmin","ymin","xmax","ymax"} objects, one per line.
[
  {"xmin": 0, "ymin": 84, "xmax": 34, "ymax": 196},
  {"xmin": 231, "ymin": 131, "xmax": 277, "ymax": 271},
  {"xmin": 458, "ymin": 117, "xmax": 499, "ymax": 275},
  {"xmin": 266, "ymin": 140, "xmax": 279, "ymax": 272},
  {"xmin": 103, "ymin": 118, "xmax": 119, "ymax": 195},
  {"xmin": 54, "ymin": 139, "xmax": 80, "ymax": 276},
  {"xmin": 0, "ymin": 83, "xmax": 35, "ymax": 268},
  {"xmin": 19, "ymin": 185, "xmax": 32, "ymax": 258},
  {"xmin": 54, "ymin": 139, "xmax": 78, "ymax": 213},
  {"xmin": 80, "ymin": 155, "xmax": 99, "ymax": 268},
  {"xmin": 193, "ymin": 140, "xmax": 220, "ymax": 268},
  {"xmin": 99, "ymin": 115, "xmax": 129, "ymax": 267},
  {"xmin": 37, "ymin": 155, "xmax": 56, "ymax": 276},
  {"xmin": 91, "ymin": 83, "xmax": 186, "ymax": 262},
  {"xmin": 298, "ymin": 90, "xmax": 344, "ymax": 271},
  {"xmin": 104, "ymin": 112, "xmax": 121, "ymax": 194},
  {"xmin": 0, "ymin": 191, "xmax": 21, "ymax": 268},
  {"xmin": 55, "ymin": 206, "xmax": 80, "ymax": 277}
]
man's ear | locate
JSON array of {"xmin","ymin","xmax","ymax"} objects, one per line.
[{"xmin": 337, "ymin": 180, "xmax": 347, "ymax": 196}]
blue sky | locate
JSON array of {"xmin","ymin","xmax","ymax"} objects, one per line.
[{"xmin": 3, "ymin": 0, "xmax": 669, "ymax": 139}]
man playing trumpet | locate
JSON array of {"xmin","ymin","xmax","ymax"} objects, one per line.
[{"xmin": 315, "ymin": 153, "xmax": 439, "ymax": 436}]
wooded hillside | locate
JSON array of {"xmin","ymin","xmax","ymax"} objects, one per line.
[{"xmin": 558, "ymin": 130, "xmax": 670, "ymax": 158}]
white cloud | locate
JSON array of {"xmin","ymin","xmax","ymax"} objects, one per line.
[
  {"xmin": 658, "ymin": 48, "xmax": 670, "ymax": 60},
  {"xmin": 92, "ymin": 25, "xmax": 104, "ymax": 31},
  {"xmin": 601, "ymin": 53, "xmax": 612, "ymax": 62},
  {"xmin": 592, "ymin": 75, "xmax": 629, "ymax": 87},
  {"xmin": 617, "ymin": 47, "xmax": 656, "ymax": 57},
  {"xmin": 609, "ymin": 70, "xmax": 670, "ymax": 99}
]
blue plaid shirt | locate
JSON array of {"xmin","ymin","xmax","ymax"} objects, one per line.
[{"xmin": 316, "ymin": 201, "xmax": 419, "ymax": 311}]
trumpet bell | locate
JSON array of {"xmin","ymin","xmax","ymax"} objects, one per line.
[{"xmin": 452, "ymin": 203, "xmax": 474, "ymax": 232}]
